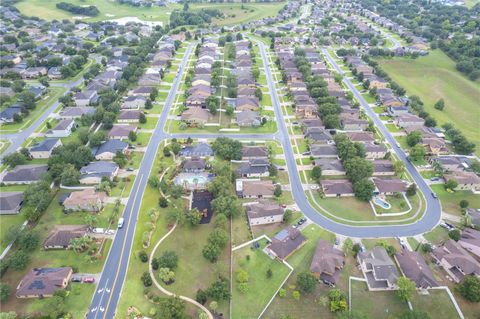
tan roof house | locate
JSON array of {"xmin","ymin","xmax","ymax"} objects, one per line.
[
  {"xmin": 16, "ymin": 267, "xmax": 73, "ymax": 298},
  {"xmin": 63, "ymin": 189, "xmax": 107, "ymax": 212}
]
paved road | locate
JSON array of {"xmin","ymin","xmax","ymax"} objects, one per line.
[
  {"xmin": 0, "ymin": 77, "xmax": 83, "ymax": 160},
  {"xmin": 256, "ymin": 41, "xmax": 441, "ymax": 237},
  {"xmin": 87, "ymin": 43, "xmax": 195, "ymax": 319}
]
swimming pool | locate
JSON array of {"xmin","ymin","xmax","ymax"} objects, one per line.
[
  {"xmin": 373, "ymin": 197, "xmax": 391, "ymax": 210},
  {"xmin": 174, "ymin": 173, "xmax": 212, "ymax": 189}
]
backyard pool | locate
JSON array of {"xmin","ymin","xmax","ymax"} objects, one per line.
[
  {"xmin": 373, "ymin": 196, "xmax": 391, "ymax": 210},
  {"xmin": 174, "ymin": 173, "xmax": 213, "ymax": 190}
]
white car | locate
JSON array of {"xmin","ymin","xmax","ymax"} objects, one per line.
[{"xmin": 92, "ymin": 228, "xmax": 105, "ymax": 234}]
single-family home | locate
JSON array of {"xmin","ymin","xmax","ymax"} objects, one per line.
[
  {"xmin": 29, "ymin": 138, "xmax": 62, "ymax": 159},
  {"xmin": 63, "ymin": 188, "xmax": 107, "ymax": 212},
  {"xmin": 395, "ymin": 114, "xmax": 425, "ymax": 128},
  {"xmin": 266, "ymin": 226, "xmax": 306, "ymax": 260},
  {"xmin": 346, "ymin": 131, "xmax": 375, "ymax": 143},
  {"xmin": 94, "ymin": 139, "xmax": 128, "ymax": 161},
  {"xmin": 43, "ymin": 225, "xmax": 87, "ymax": 249},
  {"xmin": 236, "ymin": 110, "xmax": 261, "ymax": 127},
  {"xmin": 58, "ymin": 107, "xmax": 95, "ymax": 119},
  {"xmin": 0, "ymin": 192, "xmax": 23, "ymax": 215},
  {"xmin": 118, "ymin": 110, "xmax": 142, "ymax": 123},
  {"xmin": 394, "ymin": 249, "xmax": 437, "ymax": 289},
  {"xmin": 245, "ymin": 200, "xmax": 284, "ymax": 226},
  {"xmin": 237, "ymin": 180, "xmax": 275, "ymax": 198},
  {"xmin": 0, "ymin": 105, "xmax": 23, "ymax": 123},
  {"xmin": 358, "ymin": 246, "xmax": 399, "ymax": 290},
  {"xmin": 108, "ymin": 125, "xmax": 137, "ymax": 140},
  {"xmin": 183, "ymin": 157, "xmax": 206, "ymax": 173},
  {"xmin": 1, "ymin": 164, "xmax": 48, "ymax": 184},
  {"xmin": 313, "ymin": 159, "xmax": 345, "ymax": 175},
  {"xmin": 79, "ymin": 162, "xmax": 119, "ymax": 184},
  {"xmin": 458, "ymin": 228, "xmax": 480, "ymax": 259},
  {"xmin": 444, "ymin": 171, "xmax": 480, "ymax": 192},
  {"xmin": 310, "ymin": 145, "xmax": 338, "ymax": 158},
  {"xmin": 74, "ymin": 90, "xmax": 99, "ymax": 107},
  {"xmin": 181, "ymin": 108, "xmax": 209, "ymax": 125},
  {"xmin": 364, "ymin": 143, "xmax": 388, "ymax": 160},
  {"xmin": 372, "ymin": 160, "xmax": 395, "ymax": 176},
  {"xmin": 242, "ymin": 146, "xmax": 268, "ymax": 160},
  {"xmin": 46, "ymin": 119, "xmax": 76, "ymax": 138},
  {"xmin": 432, "ymin": 240, "xmax": 480, "ymax": 283},
  {"xmin": 16, "ymin": 267, "xmax": 73, "ymax": 298},
  {"xmin": 237, "ymin": 159, "xmax": 270, "ymax": 178},
  {"xmin": 310, "ymin": 240, "xmax": 345, "ymax": 286},
  {"xmin": 373, "ymin": 178, "xmax": 408, "ymax": 195},
  {"xmin": 122, "ymin": 96, "xmax": 147, "ymax": 109},
  {"xmin": 179, "ymin": 143, "xmax": 214, "ymax": 158},
  {"xmin": 320, "ymin": 179, "xmax": 354, "ymax": 197}
]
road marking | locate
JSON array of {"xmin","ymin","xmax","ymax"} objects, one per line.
[
  {"xmin": 101, "ymin": 174, "xmax": 144, "ymax": 319},
  {"xmin": 93, "ymin": 278, "xmax": 109, "ymax": 319}
]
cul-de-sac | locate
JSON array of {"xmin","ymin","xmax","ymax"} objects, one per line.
[{"xmin": 0, "ymin": 0, "xmax": 479, "ymax": 318}]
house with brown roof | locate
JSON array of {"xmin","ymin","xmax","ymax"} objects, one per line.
[
  {"xmin": 346, "ymin": 131, "xmax": 375, "ymax": 143},
  {"xmin": 108, "ymin": 125, "xmax": 137, "ymax": 140},
  {"xmin": 16, "ymin": 267, "xmax": 73, "ymax": 298},
  {"xmin": 373, "ymin": 178, "xmax": 408, "ymax": 195},
  {"xmin": 320, "ymin": 179, "xmax": 354, "ymax": 197},
  {"xmin": 63, "ymin": 189, "xmax": 107, "ymax": 212},
  {"xmin": 182, "ymin": 157, "xmax": 206, "ymax": 173},
  {"xmin": 364, "ymin": 143, "xmax": 388, "ymax": 159},
  {"xmin": 432, "ymin": 240, "xmax": 480, "ymax": 283},
  {"xmin": 118, "ymin": 110, "xmax": 141, "ymax": 123},
  {"xmin": 44, "ymin": 225, "xmax": 87, "ymax": 249},
  {"xmin": 266, "ymin": 226, "xmax": 306, "ymax": 260},
  {"xmin": 422, "ymin": 138, "xmax": 449, "ymax": 155},
  {"xmin": 395, "ymin": 114, "xmax": 425, "ymax": 128},
  {"xmin": 242, "ymin": 146, "xmax": 268, "ymax": 160},
  {"xmin": 444, "ymin": 171, "xmax": 480, "ymax": 192},
  {"xmin": 394, "ymin": 249, "xmax": 437, "ymax": 289},
  {"xmin": 245, "ymin": 200, "xmax": 284, "ymax": 226},
  {"xmin": 236, "ymin": 96, "xmax": 259, "ymax": 111},
  {"xmin": 181, "ymin": 108, "xmax": 209, "ymax": 125},
  {"xmin": 459, "ymin": 228, "xmax": 480, "ymax": 258},
  {"xmin": 237, "ymin": 180, "xmax": 274, "ymax": 198},
  {"xmin": 310, "ymin": 239, "xmax": 345, "ymax": 286},
  {"xmin": 372, "ymin": 160, "xmax": 395, "ymax": 176}
]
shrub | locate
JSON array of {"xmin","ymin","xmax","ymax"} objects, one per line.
[
  {"xmin": 138, "ymin": 250, "xmax": 149, "ymax": 263},
  {"xmin": 141, "ymin": 272, "xmax": 152, "ymax": 287}
]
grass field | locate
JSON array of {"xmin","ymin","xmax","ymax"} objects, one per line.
[
  {"xmin": 378, "ymin": 50, "xmax": 480, "ymax": 154},
  {"xmin": 431, "ymin": 184, "xmax": 480, "ymax": 217},
  {"xmin": 15, "ymin": 0, "xmax": 178, "ymax": 23}
]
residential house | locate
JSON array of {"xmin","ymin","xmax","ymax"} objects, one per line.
[
  {"xmin": 94, "ymin": 139, "xmax": 128, "ymax": 160},
  {"xmin": 429, "ymin": 156, "xmax": 466, "ymax": 173},
  {"xmin": 364, "ymin": 143, "xmax": 387, "ymax": 160},
  {"xmin": 237, "ymin": 180, "xmax": 275, "ymax": 198},
  {"xmin": 373, "ymin": 178, "xmax": 408, "ymax": 195},
  {"xmin": 444, "ymin": 171, "xmax": 480, "ymax": 192},
  {"xmin": 43, "ymin": 225, "xmax": 87, "ymax": 249},
  {"xmin": 310, "ymin": 145, "xmax": 338, "ymax": 158},
  {"xmin": 395, "ymin": 114, "xmax": 425, "ymax": 128},
  {"xmin": 29, "ymin": 138, "xmax": 62, "ymax": 159},
  {"xmin": 63, "ymin": 189, "xmax": 107, "ymax": 212},
  {"xmin": 236, "ymin": 96, "xmax": 259, "ymax": 111},
  {"xmin": 0, "ymin": 105, "xmax": 22, "ymax": 123},
  {"xmin": 236, "ymin": 110, "xmax": 261, "ymax": 127},
  {"xmin": 46, "ymin": 119, "xmax": 76, "ymax": 138},
  {"xmin": 118, "ymin": 110, "xmax": 141, "ymax": 123},
  {"xmin": 58, "ymin": 107, "xmax": 95, "ymax": 119},
  {"xmin": 313, "ymin": 159, "xmax": 345, "ymax": 175},
  {"xmin": 183, "ymin": 157, "xmax": 206, "ymax": 173},
  {"xmin": 16, "ymin": 267, "xmax": 73, "ymax": 298},
  {"xmin": 1, "ymin": 164, "xmax": 48, "ymax": 184},
  {"xmin": 358, "ymin": 247, "xmax": 399, "ymax": 290},
  {"xmin": 387, "ymin": 106, "xmax": 409, "ymax": 116},
  {"xmin": 320, "ymin": 179, "xmax": 354, "ymax": 197},
  {"xmin": 108, "ymin": 125, "xmax": 137, "ymax": 140},
  {"xmin": 131, "ymin": 86, "xmax": 154, "ymax": 97},
  {"xmin": 394, "ymin": 249, "xmax": 438, "ymax": 289},
  {"xmin": 74, "ymin": 91, "xmax": 99, "ymax": 107},
  {"xmin": 458, "ymin": 228, "xmax": 480, "ymax": 259},
  {"xmin": 79, "ymin": 161, "xmax": 119, "ymax": 184},
  {"xmin": 22, "ymin": 67, "xmax": 47, "ymax": 79},
  {"xmin": 310, "ymin": 240, "xmax": 345, "ymax": 286},
  {"xmin": 181, "ymin": 108, "xmax": 209, "ymax": 125},
  {"xmin": 246, "ymin": 200, "xmax": 284, "ymax": 226},
  {"xmin": 422, "ymin": 138, "xmax": 449, "ymax": 155},
  {"xmin": 305, "ymin": 128, "xmax": 333, "ymax": 144},
  {"xmin": 372, "ymin": 160, "xmax": 395, "ymax": 176},
  {"xmin": 122, "ymin": 96, "xmax": 147, "ymax": 109},
  {"xmin": 432, "ymin": 240, "xmax": 480, "ymax": 283},
  {"xmin": 179, "ymin": 143, "xmax": 214, "ymax": 158},
  {"xmin": 466, "ymin": 208, "xmax": 480, "ymax": 228},
  {"xmin": 0, "ymin": 192, "xmax": 23, "ymax": 215},
  {"xmin": 266, "ymin": 226, "xmax": 306, "ymax": 259},
  {"xmin": 346, "ymin": 131, "xmax": 375, "ymax": 143},
  {"xmin": 242, "ymin": 146, "xmax": 268, "ymax": 160},
  {"xmin": 237, "ymin": 159, "xmax": 270, "ymax": 178}
]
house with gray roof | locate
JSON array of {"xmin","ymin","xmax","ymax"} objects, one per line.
[
  {"xmin": 74, "ymin": 90, "xmax": 99, "ymax": 107},
  {"xmin": 1, "ymin": 164, "xmax": 48, "ymax": 184},
  {"xmin": 358, "ymin": 246, "xmax": 399, "ymax": 290},
  {"xmin": 246, "ymin": 200, "xmax": 284, "ymax": 226},
  {"xmin": 432, "ymin": 240, "xmax": 480, "ymax": 283},
  {"xmin": 46, "ymin": 119, "xmax": 76, "ymax": 138},
  {"xmin": 372, "ymin": 160, "xmax": 395, "ymax": 176},
  {"xmin": 237, "ymin": 159, "xmax": 270, "ymax": 178},
  {"xmin": 313, "ymin": 159, "xmax": 345, "ymax": 175},
  {"xmin": 373, "ymin": 178, "xmax": 408, "ymax": 195},
  {"xmin": 458, "ymin": 228, "xmax": 480, "ymax": 259},
  {"xmin": 0, "ymin": 105, "xmax": 23, "ymax": 123},
  {"xmin": 29, "ymin": 138, "xmax": 62, "ymax": 159},
  {"xmin": 179, "ymin": 143, "xmax": 214, "ymax": 158},
  {"xmin": 310, "ymin": 145, "xmax": 338, "ymax": 158},
  {"xmin": 58, "ymin": 107, "xmax": 95, "ymax": 120},
  {"xmin": 182, "ymin": 157, "xmax": 206, "ymax": 173},
  {"xmin": 236, "ymin": 110, "xmax": 261, "ymax": 127},
  {"xmin": 395, "ymin": 249, "xmax": 437, "ymax": 289},
  {"xmin": 320, "ymin": 179, "xmax": 354, "ymax": 197},
  {"xmin": 0, "ymin": 192, "xmax": 23, "ymax": 215},
  {"xmin": 79, "ymin": 162, "xmax": 119, "ymax": 184},
  {"xmin": 94, "ymin": 139, "xmax": 128, "ymax": 160},
  {"xmin": 241, "ymin": 146, "xmax": 268, "ymax": 160}
]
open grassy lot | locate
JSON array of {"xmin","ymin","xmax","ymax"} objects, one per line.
[
  {"xmin": 0, "ymin": 212, "xmax": 26, "ymax": 251},
  {"xmin": 231, "ymin": 243, "xmax": 290, "ymax": 319},
  {"xmin": 431, "ymin": 184, "xmax": 480, "ymax": 217},
  {"xmin": 377, "ymin": 50, "xmax": 480, "ymax": 153},
  {"xmin": 410, "ymin": 289, "xmax": 460, "ymax": 319},
  {"xmin": 15, "ymin": 0, "xmax": 178, "ymax": 23},
  {"xmin": 190, "ymin": 2, "xmax": 285, "ymax": 26},
  {"xmin": 423, "ymin": 226, "xmax": 450, "ymax": 245}
]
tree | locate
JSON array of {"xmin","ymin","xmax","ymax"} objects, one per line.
[
  {"xmin": 406, "ymin": 131, "xmax": 422, "ymax": 147},
  {"xmin": 84, "ymin": 215, "xmax": 98, "ymax": 229},
  {"xmin": 139, "ymin": 112, "xmax": 146, "ymax": 124},
  {"xmin": 311, "ymin": 166, "xmax": 322, "ymax": 182},
  {"xmin": 209, "ymin": 301, "xmax": 218, "ymax": 314},
  {"xmin": 457, "ymin": 275, "xmax": 480, "ymax": 302},
  {"xmin": 406, "ymin": 184, "xmax": 417, "ymax": 197},
  {"xmin": 328, "ymin": 288, "xmax": 347, "ymax": 312},
  {"xmin": 396, "ymin": 277, "xmax": 416, "ymax": 302},
  {"xmin": 344, "ymin": 158, "xmax": 373, "ymax": 183},
  {"xmin": 23, "ymin": 181, "xmax": 52, "ymax": 213},
  {"xmin": 17, "ymin": 231, "xmax": 39, "ymax": 252},
  {"xmin": 113, "ymin": 151, "xmax": 128, "ymax": 168},
  {"xmin": 19, "ymin": 91, "xmax": 36, "ymax": 109},
  {"xmin": 353, "ymin": 179, "xmax": 375, "ymax": 201},
  {"xmin": 141, "ymin": 272, "xmax": 152, "ymax": 287},
  {"xmin": 236, "ymin": 269, "xmax": 249, "ymax": 283},
  {"xmin": 138, "ymin": 250, "xmax": 149, "ymax": 263},
  {"xmin": 157, "ymin": 297, "xmax": 186, "ymax": 319},
  {"xmin": 269, "ymin": 165, "xmax": 278, "ymax": 177},
  {"xmin": 60, "ymin": 164, "xmax": 80, "ymax": 186},
  {"xmin": 128, "ymin": 130, "xmax": 137, "ymax": 142},
  {"xmin": 283, "ymin": 209, "xmax": 293, "ymax": 223},
  {"xmin": 159, "ymin": 196, "xmax": 168, "ymax": 208},
  {"xmin": 434, "ymin": 99, "xmax": 445, "ymax": 111},
  {"xmin": 212, "ymin": 137, "xmax": 243, "ymax": 160},
  {"xmin": 196, "ymin": 289, "xmax": 208, "ymax": 304},
  {"xmin": 448, "ymin": 229, "xmax": 461, "ymax": 241},
  {"xmin": 409, "ymin": 144, "xmax": 425, "ymax": 161},
  {"xmin": 207, "ymin": 277, "xmax": 230, "ymax": 301},
  {"xmin": 186, "ymin": 208, "xmax": 202, "ymax": 226},
  {"xmin": 88, "ymin": 131, "xmax": 106, "ymax": 146},
  {"xmin": 393, "ymin": 161, "xmax": 405, "ymax": 176},
  {"xmin": 8, "ymin": 251, "xmax": 29, "ymax": 270},
  {"xmin": 158, "ymin": 267, "xmax": 175, "ymax": 283},
  {"xmin": 2, "ymin": 151, "xmax": 27, "ymax": 168},
  {"xmin": 151, "ymin": 257, "xmax": 159, "ymax": 270},
  {"xmin": 278, "ymin": 288, "xmax": 286, "ymax": 297},
  {"xmin": 459, "ymin": 200, "xmax": 469, "ymax": 210},
  {"xmin": 296, "ymin": 272, "xmax": 317, "ymax": 293},
  {"xmin": 212, "ymin": 196, "xmax": 242, "ymax": 218},
  {"xmin": 169, "ymin": 185, "xmax": 184, "ymax": 199},
  {"xmin": 0, "ymin": 283, "xmax": 10, "ymax": 302},
  {"xmin": 158, "ymin": 251, "xmax": 178, "ymax": 269},
  {"xmin": 274, "ymin": 184, "xmax": 282, "ymax": 198},
  {"xmin": 266, "ymin": 268, "xmax": 273, "ymax": 278},
  {"xmin": 445, "ymin": 179, "xmax": 458, "ymax": 190}
]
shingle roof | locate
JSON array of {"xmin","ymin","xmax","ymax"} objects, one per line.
[
  {"xmin": 2, "ymin": 164, "xmax": 48, "ymax": 182},
  {"xmin": 0, "ymin": 192, "xmax": 23, "ymax": 212},
  {"xmin": 16, "ymin": 267, "xmax": 72, "ymax": 297}
]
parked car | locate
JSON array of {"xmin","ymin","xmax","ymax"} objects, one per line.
[
  {"xmin": 92, "ymin": 228, "xmax": 105, "ymax": 234},
  {"xmin": 335, "ymin": 237, "xmax": 340, "ymax": 245},
  {"xmin": 431, "ymin": 192, "xmax": 438, "ymax": 199},
  {"xmin": 126, "ymin": 167, "xmax": 134, "ymax": 171},
  {"xmin": 82, "ymin": 277, "xmax": 95, "ymax": 283},
  {"xmin": 72, "ymin": 276, "xmax": 82, "ymax": 282}
]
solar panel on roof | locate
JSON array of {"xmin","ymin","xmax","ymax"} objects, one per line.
[
  {"xmin": 28, "ymin": 280, "xmax": 45, "ymax": 290},
  {"xmin": 274, "ymin": 229, "xmax": 289, "ymax": 241}
]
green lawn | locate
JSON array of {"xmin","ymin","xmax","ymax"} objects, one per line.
[
  {"xmin": 410, "ymin": 289, "xmax": 460, "ymax": 319},
  {"xmin": 0, "ymin": 213, "xmax": 26, "ymax": 251},
  {"xmin": 351, "ymin": 280, "xmax": 408, "ymax": 318},
  {"xmin": 431, "ymin": 184, "xmax": 480, "ymax": 217},
  {"xmin": 423, "ymin": 226, "xmax": 449, "ymax": 245},
  {"xmin": 15, "ymin": 0, "xmax": 178, "ymax": 23},
  {"xmin": 378, "ymin": 50, "xmax": 480, "ymax": 154},
  {"xmin": 231, "ymin": 244, "xmax": 291, "ymax": 319}
]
